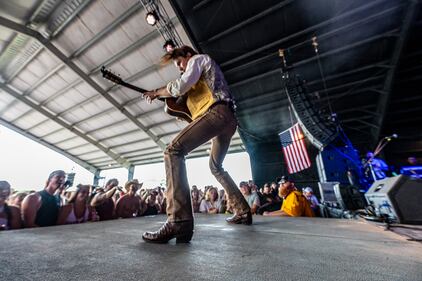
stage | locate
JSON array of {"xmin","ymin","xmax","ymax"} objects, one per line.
[{"xmin": 1, "ymin": 215, "xmax": 421, "ymax": 281}]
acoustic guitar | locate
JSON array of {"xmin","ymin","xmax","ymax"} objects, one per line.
[{"xmin": 100, "ymin": 66, "xmax": 192, "ymax": 123}]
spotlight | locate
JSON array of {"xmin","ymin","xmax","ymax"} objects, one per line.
[
  {"xmin": 145, "ymin": 11, "xmax": 159, "ymax": 26},
  {"xmin": 163, "ymin": 39, "xmax": 176, "ymax": 52}
]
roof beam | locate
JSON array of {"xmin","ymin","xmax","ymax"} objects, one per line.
[
  {"xmin": 371, "ymin": 0, "xmax": 418, "ymax": 145},
  {"xmin": 0, "ymin": 85, "xmax": 131, "ymax": 168},
  {"xmin": 0, "ymin": 16, "xmax": 167, "ymax": 151},
  {"xmin": 221, "ymin": 0, "xmax": 403, "ymax": 69},
  {"xmin": 6, "ymin": 16, "xmax": 173, "ymax": 127},
  {"xmin": 71, "ymin": 2, "xmax": 143, "ymax": 57},
  {"xmin": 0, "ymin": 117, "xmax": 98, "ymax": 173},
  {"xmin": 128, "ymin": 145, "xmax": 245, "ymax": 167},
  {"xmin": 199, "ymin": 0, "xmax": 294, "ymax": 45}
]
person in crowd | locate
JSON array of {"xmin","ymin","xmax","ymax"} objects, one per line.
[
  {"xmin": 0, "ymin": 181, "xmax": 21, "ymax": 230},
  {"xmin": 402, "ymin": 156, "xmax": 421, "ymax": 178},
  {"xmin": 364, "ymin": 152, "xmax": 389, "ymax": 180},
  {"xmin": 257, "ymin": 183, "xmax": 282, "ymax": 215},
  {"xmin": 142, "ymin": 45, "xmax": 251, "ymax": 243},
  {"xmin": 407, "ymin": 156, "xmax": 419, "ymax": 166},
  {"xmin": 115, "ymin": 180, "xmax": 142, "ymax": 218},
  {"xmin": 191, "ymin": 186, "xmax": 202, "ymax": 213},
  {"xmin": 140, "ymin": 189, "xmax": 161, "ymax": 216},
  {"xmin": 302, "ymin": 187, "xmax": 320, "ymax": 215},
  {"xmin": 156, "ymin": 186, "xmax": 166, "ymax": 213},
  {"xmin": 90, "ymin": 178, "xmax": 119, "ymax": 221},
  {"xmin": 199, "ymin": 186, "xmax": 221, "ymax": 214},
  {"xmin": 7, "ymin": 192, "xmax": 28, "ymax": 209},
  {"xmin": 270, "ymin": 181, "xmax": 278, "ymax": 197},
  {"xmin": 57, "ymin": 184, "xmax": 97, "ymax": 224},
  {"xmin": 218, "ymin": 189, "xmax": 227, "ymax": 214},
  {"xmin": 21, "ymin": 170, "xmax": 65, "ymax": 227},
  {"xmin": 264, "ymin": 177, "xmax": 314, "ymax": 217},
  {"xmin": 239, "ymin": 181, "xmax": 261, "ymax": 215}
]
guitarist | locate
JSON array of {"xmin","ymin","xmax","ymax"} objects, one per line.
[{"xmin": 142, "ymin": 46, "xmax": 252, "ymax": 243}]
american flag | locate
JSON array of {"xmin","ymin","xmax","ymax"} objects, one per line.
[{"xmin": 279, "ymin": 123, "xmax": 311, "ymax": 174}]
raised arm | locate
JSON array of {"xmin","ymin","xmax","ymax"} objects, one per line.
[{"xmin": 21, "ymin": 193, "xmax": 42, "ymax": 228}]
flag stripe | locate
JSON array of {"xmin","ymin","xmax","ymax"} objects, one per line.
[
  {"xmin": 279, "ymin": 123, "xmax": 311, "ymax": 174},
  {"xmin": 287, "ymin": 144, "xmax": 299, "ymax": 172},
  {"xmin": 293, "ymin": 125, "xmax": 308, "ymax": 169}
]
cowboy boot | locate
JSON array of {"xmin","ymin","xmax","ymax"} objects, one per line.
[
  {"xmin": 142, "ymin": 220, "xmax": 194, "ymax": 243},
  {"xmin": 226, "ymin": 211, "xmax": 252, "ymax": 225}
]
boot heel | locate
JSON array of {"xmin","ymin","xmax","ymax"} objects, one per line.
[{"xmin": 176, "ymin": 232, "xmax": 193, "ymax": 243}]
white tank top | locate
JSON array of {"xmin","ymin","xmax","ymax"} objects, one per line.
[{"xmin": 65, "ymin": 206, "xmax": 89, "ymax": 224}]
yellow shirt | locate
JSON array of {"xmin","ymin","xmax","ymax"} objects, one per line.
[{"xmin": 281, "ymin": 191, "xmax": 315, "ymax": 217}]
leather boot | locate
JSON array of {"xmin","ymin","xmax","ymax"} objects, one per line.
[
  {"xmin": 142, "ymin": 220, "xmax": 194, "ymax": 243},
  {"xmin": 226, "ymin": 211, "xmax": 252, "ymax": 225}
]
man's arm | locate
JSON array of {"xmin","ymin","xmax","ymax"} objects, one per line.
[
  {"xmin": 91, "ymin": 188, "xmax": 117, "ymax": 207},
  {"xmin": 56, "ymin": 204, "xmax": 72, "ymax": 225},
  {"xmin": 263, "ymin": 210, "xmax": 289, "ymax": 217},
  {"xmin": 21, "ymin": 193, "xmax": 42, "ymax": 228},
  {"xmin": 9, "ymin": 206, "xmax": 22, "ymax": 229},
  {"xmin": 251, "ymin": 195, "xmax": 261, "ymax": 214}
]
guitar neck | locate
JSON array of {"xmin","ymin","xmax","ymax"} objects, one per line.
[{"xmin": 119, "ymin": 80, "xmax": 148, "ymax": 93}]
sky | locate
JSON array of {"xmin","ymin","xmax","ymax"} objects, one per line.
[{"xmin": 0, "ymin": 124, "xmax": 252, "ymax": 192}]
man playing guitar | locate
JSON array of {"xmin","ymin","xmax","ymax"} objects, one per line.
[{"xmin": 142, "ymin": 46, "xmax": 252, "ymax": 243}]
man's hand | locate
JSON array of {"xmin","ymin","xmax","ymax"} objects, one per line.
[{"xmin": 143, "ymin": 91, "xmax": 158, "ymax": 104}]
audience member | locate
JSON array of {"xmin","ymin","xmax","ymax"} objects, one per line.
[
  {"xmin": 199, "ymin": 186, "xmax": 221, "ymax": 214},
  {"xmin": 156, "ymin": 186, "xmax": 166, "ymax": 213},
  {"xmin": 140, "ymin": 190, "xmax": 161, "ymax": 216},
  {"xmin": 191, "ymin": 186, "xmax": 202, "ymax": 213},
  {"xmin": 302, "ymin": 187, "xmax": 319, "ymax": 214},
  {"xmin": 218, "ymin": 189, "xmax": 227, "ymax": 214},
  {"xmin": 0, "ymin": 181, "xmax": 21, "ymax": 230},
  {"xmin": 90, "ymin": 178, "xmax": 119, "ymax": 221},
  {"xmin": 7, "ymin": 192, "xmax": 28, "ymax": 209},
  {"xmin": 257, "ymin": 183, "xmax": 281, "ymax": 215},
  {"xmin": 57, "ymin": 185, "xmax": 97, "ymax": 224},
  {"xmin": 239, "ymin": 181, "xmax": 260, "ymax": 214},
  {"xmin": 264, "ymin": 177, "xmax": 314, "ymax": 217},
  {"xmin": 115, "ymin": 180, "xmax": 142, "ymax": 218},
  {"xmin": 21, "ymin": 170, "xmax": 65, "ymax": 227}
]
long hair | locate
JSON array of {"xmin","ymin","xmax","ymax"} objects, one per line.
[
  {"xmin": 68, "ymin": 184, "xmax": 90, "ymax": 204},
  {"xmin": 160, "ymin": 45, "xmax": 198, "ymax": 65},
  {"xmin": 205, "ymin": 187, "xmax": 218, "ymax": 202}
]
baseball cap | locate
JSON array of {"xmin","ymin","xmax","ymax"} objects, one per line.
[
  {"xmin": 0, "ymin": 181, "xmax": 11, "ymax": 189},
  {"xmin": 278, "ymin": 176, "xmax": 290, "ymax": 184},
  {"xmin": 48, "ymin": 170, "xmax": 65, "ymax": 181},
  {"xmin": 303, "ymin": 187, "xmax": 313, "ymax": 193}
]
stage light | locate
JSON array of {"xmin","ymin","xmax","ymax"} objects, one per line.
[
  {"xmin": 145, "ymin": 11, "xmax": 159, "ymax": 26},
  {"xmin": 163, "ymin": 40, "xmax": 176, "ymax": 52}
]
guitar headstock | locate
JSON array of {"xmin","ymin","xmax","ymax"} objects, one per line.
[{"xmin": 101, "ymin": 66, "xmax": 122, "ymax": 85}]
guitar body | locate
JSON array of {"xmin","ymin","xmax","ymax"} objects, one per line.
[
  {"xmin": 101, "ymin": 66, "xmax": 192, "ymax": 123},
  {"xmin": 161, "ymin": 97, "xmax": 192, "ymax": 123}
]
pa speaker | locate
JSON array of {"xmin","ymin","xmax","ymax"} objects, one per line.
[
  {"xmin": 282, "ymin": 74, "xmax": 338, "ymax": 150},
  {"xmin": 365, "ymin": 175, "xmax": 422, "ymax": 224}
]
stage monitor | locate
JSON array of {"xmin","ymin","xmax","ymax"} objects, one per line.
[{"xmin": 319, "ymin": 182, "xmax": 341, "ymax": 208}]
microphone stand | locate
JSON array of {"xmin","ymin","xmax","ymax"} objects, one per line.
[{"xmin": 365, "ymin": 136, "xmax": 395, "ymax": 182}]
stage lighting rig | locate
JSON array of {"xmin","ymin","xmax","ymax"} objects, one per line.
[
  {"xmin": 145, "ymin": 11, "xmax": 159, "ymax": 26},
  {"xmin": 140, "ymin": 0, "xmax": 183, "ymax": 52}
]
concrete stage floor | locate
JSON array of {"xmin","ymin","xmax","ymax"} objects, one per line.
[{"xmin": 1, "ymin": 215, "xmax": 422, "ymax": 281}]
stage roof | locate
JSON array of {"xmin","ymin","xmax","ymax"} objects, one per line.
[{"xmin": 0, "ymin": 0, "xmax": 420, "ymax": 174}]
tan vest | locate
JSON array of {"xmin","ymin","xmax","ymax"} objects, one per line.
[{"xmin": 186, "ymin": 78, "xmax": 215, "ymax": 120}]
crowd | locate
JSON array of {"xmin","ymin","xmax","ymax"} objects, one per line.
[{"xmin": 0, "ymin": 170, "xmax": 318, "ymax": 231}]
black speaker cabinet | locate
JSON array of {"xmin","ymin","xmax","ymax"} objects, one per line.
[
  {"xmin": 365, "ymin": 175, "xmax": 422, "ymax": 224},
  {"xmin": 319, "ymin": 182, "xmax": 366, "ymax": 210}
]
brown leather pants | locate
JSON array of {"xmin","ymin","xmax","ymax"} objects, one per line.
[{"xmin": 164, "ymin": 103, "xmax": 250, "ymax": 222}]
